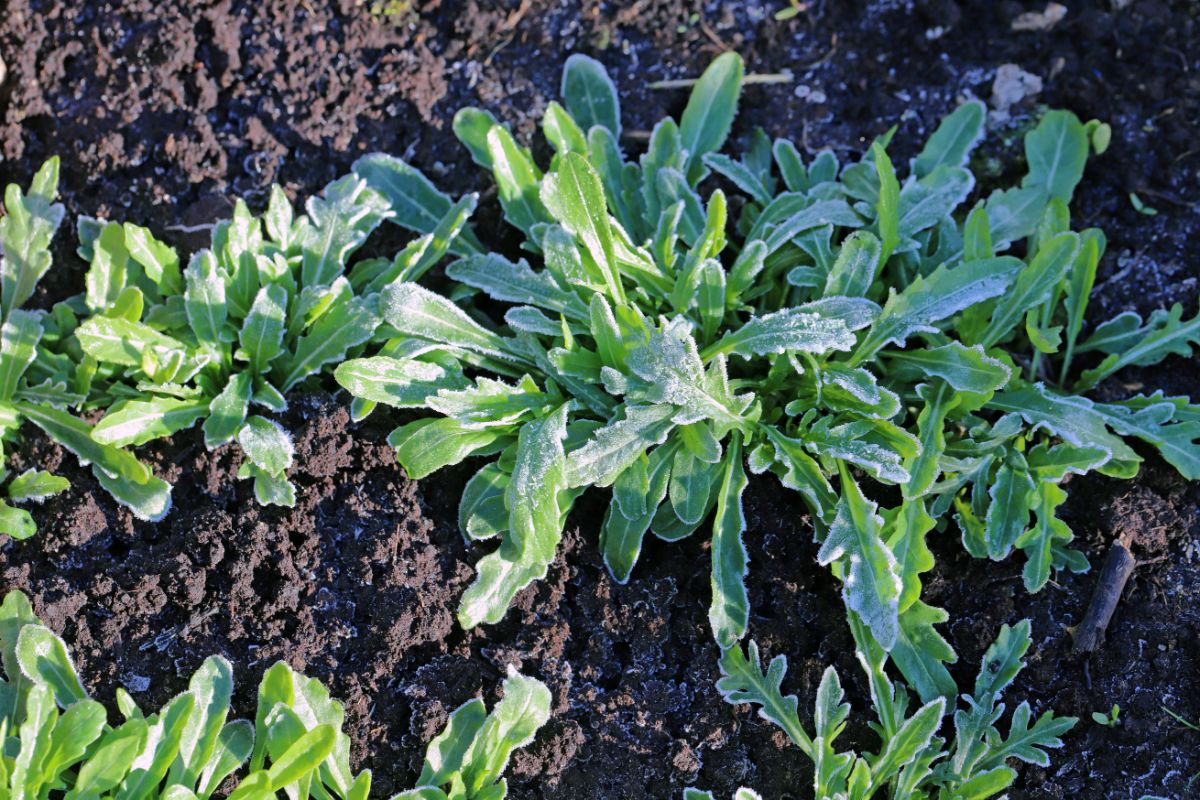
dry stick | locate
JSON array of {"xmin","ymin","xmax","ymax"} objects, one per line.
[
  {"xmin": 648, "ymin": 72, "xmax": 794, "ymax": 90},
  {"xmin": 1072, "ymin": 537, "xmax": 1137, "ymax": 653}
]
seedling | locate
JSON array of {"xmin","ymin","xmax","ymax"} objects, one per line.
[
  {"xmin": 0, "ymin": 159, "xmax": 170, "ymax": 533},
  {"xmin": 1092, "ymin": 703, "xmax": 1121, "ymax": 727},
  {"xmin": 708, "ymin": 620, "xmax": 1076, "ymax": 799},
  {"xmin": 0, "ymin": 589, "xmax": 547, "ymax": 800}
]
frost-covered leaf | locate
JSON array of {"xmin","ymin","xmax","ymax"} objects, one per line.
[
  {"xmin": 818, "ymin": 470, "xmax": 902, "ymax": 649},
  {"xmin": 886, "ymin": 342, "xmax": 1012, "ymax": 395},
  {"xmin": 237, "ymin": 415, "xmax": 294, "ymax": 478},
  {"xmin": 852, "ymin": 257, "xmax": 1022, "ymax": 363},
  {"xmin": 447, "ymin": 254, "xmax": 586, "ymax": 320},
  {"xmin": 381, "ymin": 283, "xmax": 517, "ymax": 363},
  {"xmin": 239, "ymin": 283, "xmax": 288, "ymax": 373},
  {"xmin": 705, "ymin": 307, "xmax": 855, "ymax": 360},
  {"xmin": 352, "ymin": 153, "xmax": 482, "ymax": 256},
  {"xmin": 93, "ymin": 397, "xmax": 208, "ymax": 447},
  {"xmin": 709, "ymin": 435, "xmax": 749, "ymax": 648},
  {"xmin": 565, "ymin": 404, "xmax": 676, "ymax": 488},
  {"xmin": 458, "ymin": 405, "xmax": 569, "ymax": 628},
  {"xmin": 336, "ymin": 356, "xmax": 467, "ymax": 409}
]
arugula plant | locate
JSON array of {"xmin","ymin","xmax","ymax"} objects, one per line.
[
  {"xmin": 393, "ymin": 668, "xmax": 550, "ymax": 800},
  {"xmin": 0, "ymin": 159, "xmax": 171, "ymax": 534},
  {"xmin": 0, "ymin": 589, "xmax": 547, "ymax": 800},
  {"xmin": 64, "ymin": 174, "xmax": 424, "ymax": 506},
  {"xmin": 333, "ymin": 53, "xmax": 1200, "ymax": 700},
  {"xmin": 707, "ymin": 618, "xmax": 1075, "ymax": 800},
  {"xmin": 337, "ymin": 52, "xmax": 1200, "ymax": 700}
]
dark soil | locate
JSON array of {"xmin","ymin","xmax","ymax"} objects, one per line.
[{"xmin": 2, "ymin": 1, "xmax": 1198, "ymax": 798}]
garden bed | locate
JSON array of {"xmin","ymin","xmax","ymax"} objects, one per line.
[{"xmin": 1, "ymin": 1, "xmax": 1198, "ymax": 798}]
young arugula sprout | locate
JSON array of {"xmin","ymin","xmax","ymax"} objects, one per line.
[
  {"xmin": 1091, "ymin": 703, "xmax": 1121, "ymax": 727},
  {"xmin": 683, "ymin": 789, "xmax": 761, "ymax": 800},
  {"xmin": 392, "ymin": 667, "xmax": 551, "ymax": 800},
  {"xmin": 338, "ymin": 52, "xmax": 1200, "ymax": 706},
  {"xmin": 0, "ymin": 158, "xmax": 171, "ymax": 533},
  {"xmin": 67, "ymin": 174, "xmax": 424, "ymax": 506},
  {"xmin": 713, "ymin": 618, "xmax": 1076, "ymax": 799},
  {"xmin": 0, "ymin": 589, "xmax": 547, "ymax": 800}
]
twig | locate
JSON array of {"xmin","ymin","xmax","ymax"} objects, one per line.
[
  {"xmin": 1072, "ymin": 537, "xmax": 1137, "ymax": 653},
  {"xmin": 648, "ymin": 72, "xmax": 794, "ymax": 90}
]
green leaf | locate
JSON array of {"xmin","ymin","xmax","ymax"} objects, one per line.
[
  {"xmin": 912, "ymin": 99, "xmax": 986, "ymax": 178},
  {"xmin": 352, "ymin": 153, "xmax": 482, "ymax": 256},
  {"xmin": 93, "ymin": 397, "xmax": 208, "ymax": 447},
  {"xmin": 903, "ymin": 383, "xmax": 958, "ymax": 498},
  {"xmin": 15, "ymin": 624, "xmax": 88, "ymax": 707},
  {"xmin": 124, "ymin": 222, "xmax": 182, "ymax": 294},
  {"xmin": 336, "ymin": 356, "xmax": 467, "ymax": 409},
  {"xmin": 486, "ymin": 125, "xmax": 552, "ymax": 237},
  {"xmin": 817, "ymin": 468, "xmax": 902, "ymax": 649},
  {"xmin": 866, "ymin": 697, "xmax": 946, "ymax": 794},
  {"xmin": 627, "ymin": 323, "xmax": 750, "ymax": 428},
  {"xmin": 601, "ymin": 443, "xmax": 674, "ymax": 583},
  {"xmin": 278, "ymin": 293, "xmax": 379, "ymax": 392},
  {"xmin": 0, "ymin": 309, "xmax": 42, "ymax": 401},
  {"xmin": 715, "ymin": 641, "xmax": 814, "ymax": 757},
  {"xmin": 562, "ymin": 54, "xmax": 621, "ymax": 137},
  {"xmin": 453, "ymin": 107, "xmax": 500, "ymax": 169},
  {"xmin": 417, "ymin": 698, "xmax": 487, "ymax": 787},
  {"xmin": 709, "ymin": 434, "xmax": 749, "ymax": 648},
  {"xmin": 446, "ymin": 253, "xmax": 586, "ymax": 320},
  {"xmin": 976, "ymin": 232, "xmax": 1078, "ymax": 348},
  {"xmin": 198, "ymin": 721, "xmax": 255, "ymax": 799},
  {"xmin": 1015, "ymin": 480, "xmax": 1071, "ymax": 592},
  {"xmin": 204, "ymin": 372, "xmax": 254, "ymax": 448},
  {"xmin": 84, "ymin": 222, "xmax": 130, "ymax": 313},
  {"xmin": 458, "ymin": 405, "xmax": 569, "ymax": 628},
  {"xmin": 1023, "ymin": 110, "xmax": 1089, "ymax": 204},
  {"xmin": 184, "ymin": 251, "xmax": 229, "ymax": 347},
  {"xmin": 541, "ymin": 152, "xmax": 625, "ymax": 303},
  {"xmin": 266, "ymin": 725, "xmax": 335, "ymax": 790},
  {"xmin": 460, "ymin": 463, "xmax": 510, "ymax": 541},
  {"xmin": 669, "ymin": 447, "xmax": 716, "ymax": 526},
  {"xmin": 237, "ymin": 416, "xmax": 293, "ymax": 477},
  {"xmin": 381, "ymin": 283, "xmax": 517, "ymax": 363},
  {"xmin": 679, "ymin": 52, "xmax": 744, "ymax": 184},
  {"xmin": 0, "ymin": 501, "xmax": 36, "ymax": 540},
  {"xmin": 704, "ymin": 307, "xmax": 855, "ymax": 360},
  {"xmin": 171, "ymin": 656, "xmax": 235, "ymax": 789},
  {"xmin": 984, "ymin": 456, "xmax": 1037, "ymax": 560},
  {"xmin": 872, "ymin": 142, "xmax": 900, "ymax": 263},
  {"xmin": 1076, "ymin": 303, "xmax": 1200, "ymax": 390},
  {"xmin": 17, "ymin": 403, "xmax": 173, "ymax": 521},
  {"xmin": 824, "ymin": 230, "xmax": 881, "ymax": 298},
  {"xmin": 390, "ymin": 418, "xmax": 503, "ymax": 481},
  {"xmin": 240, "ymin": 283, "xmax": 288, "ymax": 373},
  {"xmin": 888, "ymin": 601, "xmax": 958, "ymax": 703},
  {"xmin": 851, "ymin": 257, "xmax": 1023, "ymax": 364},
  {"xmin": 76, "ymin": 315, "xmax": 191, "ymax": 369},
  {"xmin": 1, "ymin": 159, "xmax": 64, "ymax": 320},
  {"xmin": 66, "ymin": 719, "xmax": 148, "ymax": 800},
  {"xmin": 565, "ymin": 404, "xmax": 677, "ymax": 488},
  {"xmin": 459, "ymin": 668, "xmax": 551, "ymax": 794},
  {"xmin": 885, "ymin": 498, "xmax": 935, "ymax": 612},
  {"xmin": 1062, "ymin": 230, "xmax": 1103, "ymax": 377},
  {"xmin": 886, "ymin": 342, "xmax": 1012, "ymax": 395},
  {"xmin": 544, "ymin": 102, "xmax": 589, "ymax": 156},
  {"xmin": 6, "ymin": 470, "xmax": 69, "ymax": 503}
]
